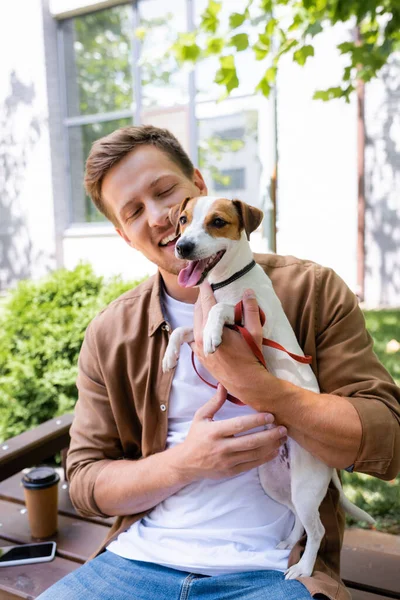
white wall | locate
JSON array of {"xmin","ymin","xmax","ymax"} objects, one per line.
[
  {"xmin": 364, "ymin": 54, "xmax": 400, "ymax": 307},
  {"xmin": 277, "ymin": 23, "xmax": 358, "ymax": 292},
  {"xmin": 63, "ymin": 225, "xmax": 157, "ymax": 280},
  {"xmin": 0, "ymin": 0, "xmax": 56, "ymax": 290}
]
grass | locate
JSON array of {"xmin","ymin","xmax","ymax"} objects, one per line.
[
  {"xmin": 364, "ymin": 310, "xmax": 400, "ymax": 387},
  {"xmin": 343, "ymin": 309, "xmax": 400, "ymax": 534}
]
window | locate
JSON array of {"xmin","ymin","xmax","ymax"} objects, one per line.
[
  {"xmin": 63, "ymin": 5, "xmax": 134, "ymax": 119},
  {"xmin": 60, "ymin": 1, "xmax": 191, "ymax": 224},
  {"xmin": 197, "ymin": 95, "xmax": 275, "ymax": 246},
  {"xmin": 215, "ymin": 128, "xmax": 245, "ymax": 141},
  {"xmin": 139, "ymin": 0, "xmax": 191, "ymax": 154},
  {"xmin": 213, "ymin": 168, "xmax": 246, "ymax": 191},
  {"xmin": 61, "ymin": 4, "xmax": 134, "ymax": 223}
]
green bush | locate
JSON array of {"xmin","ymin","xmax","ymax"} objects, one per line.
[{"xmin": 0, "ymin": 263, "xmax": 142, "ymax": 442}]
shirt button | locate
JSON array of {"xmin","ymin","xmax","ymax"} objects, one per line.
[
  {"xmin": 161, "ymin": 323, "xmax": 170, "ymax": 332},
  {"xmin": 160, "ymin": 404, "xmax": 167, "ymax": 412}
]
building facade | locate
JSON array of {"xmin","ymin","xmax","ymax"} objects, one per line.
[{"xmin": 0, "ymin": 0, "xmax": 399, "ymax": 306}]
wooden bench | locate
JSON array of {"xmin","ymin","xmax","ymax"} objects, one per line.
[{"xmin": 0, "ymin": 416, "xmax": 399, "ymax": 599}]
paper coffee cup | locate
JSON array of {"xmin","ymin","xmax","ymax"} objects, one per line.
[{"xmin": 22, "ymin": 466, "xmax": 60, "ymax": 539}]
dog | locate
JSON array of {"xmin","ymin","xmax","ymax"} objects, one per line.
[{"xmin": 162, "ymin": 195, "xmax": 374, "ymax": 579}]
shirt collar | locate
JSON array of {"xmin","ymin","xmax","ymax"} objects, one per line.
[{"xmin": 148, "ymin": 271, "xmax": 169, "ymax": 336}]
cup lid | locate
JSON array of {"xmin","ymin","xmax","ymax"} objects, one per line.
[{"xmin": 22, "ymin": 467, "xmax": 60, "ymax": 490}]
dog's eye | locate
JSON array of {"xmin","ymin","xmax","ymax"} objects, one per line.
[
  {"xmin": 213, "ymin": 218, "xmax": 226, "ymax": 228},
  {"xmin": 179, "ymin": 215, "xmax": 187, "ymax": 225}
]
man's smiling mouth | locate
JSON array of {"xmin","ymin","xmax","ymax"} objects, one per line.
[{"xmin": 159, "ymin": 233, "xmax": 180, "ymax": 247}]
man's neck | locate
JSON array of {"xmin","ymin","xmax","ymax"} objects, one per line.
[{"xmin": 159, "ymin": 269, "xmax": 199, "ymax": 304}]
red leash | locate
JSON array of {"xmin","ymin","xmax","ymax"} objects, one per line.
[{"xmin": 191, "ymin": 300, "xmax": 312, "ymax": 405}]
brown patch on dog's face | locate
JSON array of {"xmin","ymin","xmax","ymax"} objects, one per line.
[
  {"xmin": 204, "ymin": 199, "xmax": 242, "ymax": 240},
  {"xmin": 169, "ymin": 196, "xmax": 194, "ymax": 236},
  {"xmin": 176, "ymin": 197, "xmax": 197, "ymax": 235}
]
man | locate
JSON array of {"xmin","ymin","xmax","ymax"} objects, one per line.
[{"xmin": 38, "ymin": 125, "xmax": 400, "ymax": 600}]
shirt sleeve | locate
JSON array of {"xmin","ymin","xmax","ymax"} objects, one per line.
[
  {"xmin": 315, "ymin": 267, "xmax": 400, "ymax": 480},
  {"xmin": 66, "ymin": 320, "xmax": 125, "ymax": 518}
]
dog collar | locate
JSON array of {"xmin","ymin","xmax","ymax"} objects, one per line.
[{"xmin": 210, "ymin": 260, "xmax": 256, "ymax": 292}]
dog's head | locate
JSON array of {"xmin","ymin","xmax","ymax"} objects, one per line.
[{"xmin": 168, "ymin": 196, "xmax": 263, "ymax": 288}]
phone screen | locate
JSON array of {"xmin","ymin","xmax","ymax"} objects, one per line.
[{"xmin": 0, "ymin": 543, "xmax": 54, "ymax": 562}]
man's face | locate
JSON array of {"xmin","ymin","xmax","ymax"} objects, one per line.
[{"xmin": 102, "ymin": 145, "xmax": 208, "ymax": 277}]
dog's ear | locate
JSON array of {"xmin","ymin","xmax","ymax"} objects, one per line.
[
  {"xmin": 168, "ymin": 197, "xmax": 191, "ymax": 236},
  {"xmin": 232, "ymin": 200, "xmax": 264, "ymax": 240}
]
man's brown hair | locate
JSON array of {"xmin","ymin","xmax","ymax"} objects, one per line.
[{"xmin": 84, "ymin": 125, "xmax": 195, "ymax": 225}]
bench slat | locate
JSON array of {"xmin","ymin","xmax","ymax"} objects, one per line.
[
  {"xmin": 0, "ymin": 415, "xmax": 73, "ymax": 483},
  {"xmin": 0, "ymin": 537, "xmax": 79, "ymax": 599},
  {"xmin": 350, "ymin": 589, "xmax": 396, "ymax": 600},
  {"xmin": 342, "ymin": 529, "xmax": 400, "ymax": 597},
  {"xmin": 341, "ymin": 547, "xmax": 400, "ymax": 598},
  {"xmin": 0, "ymin": 500, "xmax": 109, "ymax": 563}
]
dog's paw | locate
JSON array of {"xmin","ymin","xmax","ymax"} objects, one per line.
[
  {"xmin": 162, "ymin": 351, "xmax": 179, "ymax": 372},
  {"xmin": 203, "ymin": 328, "xmax": 222, "ymax": 356},
  {"xmin": 284, "ymin": 561, "xmax": 312, "ymax": 580}
]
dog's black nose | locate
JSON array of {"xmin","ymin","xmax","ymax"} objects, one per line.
[{"xmin": 176, "ymin": 240, "xmax": 195, "ymax": 258}]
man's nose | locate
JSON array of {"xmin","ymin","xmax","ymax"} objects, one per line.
[
  {"xmin": 176, "ymin": 239, "xmax": 195, "ymax": 258},
  {"xmin": 147, "ymin": 201, "xmax": 170, "ymax": 228}
]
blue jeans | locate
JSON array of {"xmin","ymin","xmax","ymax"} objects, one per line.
[{"xmin": 37, "ymin": 550, "xmax": 312, "ymax": 599}]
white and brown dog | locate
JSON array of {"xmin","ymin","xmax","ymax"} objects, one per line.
[{"xmin": 162, "ymin": 195, "xmax": 374, "ymax": 580}]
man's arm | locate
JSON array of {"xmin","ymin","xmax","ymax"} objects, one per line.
[
  {"xmin": 93, "ymin": 386, "xmax": 286, "ymax": 516},
  {"xmin": 192, "ymin": 276, "xmax": 400, "ymax": 479}
]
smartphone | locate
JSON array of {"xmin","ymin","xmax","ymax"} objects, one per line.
[{"xmin": 0, "ymin": 542, "xmax": 56, "ymax": 567}]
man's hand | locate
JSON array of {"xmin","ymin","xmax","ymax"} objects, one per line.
[
  {"xmin": 176, "ymin": 384, "xmax": 287, "ymax": 483},
  {"xmin": 190, "ymin": 283, "xmax": 267, "ymax": 398}
]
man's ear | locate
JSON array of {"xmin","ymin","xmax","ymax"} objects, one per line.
[
  {"xmin": 168, "ymin": 196, "xmax": 191, "ymax": 236},
  {"xmin": 115, "ymin": 227, "xmax": 134, "ymax": 248},
  {"xmin": 232, "ymin": 200, "xmax": 264, "ymax": 240}
]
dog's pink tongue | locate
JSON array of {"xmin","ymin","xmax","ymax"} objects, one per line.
[{"xmin": 178, "ymin": 260, "xmax": 206, "ymax": 288}]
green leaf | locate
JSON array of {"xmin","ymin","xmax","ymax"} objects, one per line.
[
  {"xmin": 343, "ymin": 84, "xmax": 355, "ymax": 102},
  {"xmin": 260, "ymin": 0, "xmax": 272, "ymax": 11},
  {"xmin": 215, "ymin": 54, "xmax": 239, "ymax": 93},
  {"xmin": 172, "ymin": 33, "xmax": 201, "ymax": 63},
  {"xmin": 253, "ymin": 31, "xmax": 271, "ymax": 60},
  {"xmin": 313, "ymin": 86, "xmax": 344, "ymax": 101},
  {"xmin": 316, "ymin": 0, "xmax": 327, "ymax": 11},
  {"xmin": 200, "ymin": 0, "xmax": 222, "ymax": 34},
  {"xmin": 266, "ymin": 18, "xmax": 278, "ymax": 36},
  {"xmin": 256, "ymin": 75, "xmax": 271, "ymax": 97},
  {"xmin": 343, "ymin": 65, "xmax": 352, "ymax": 81},
  {"xmin": 277, "ymin": 38, "xmax": 298, "ymax": 59},
  {"xmin": 293, "ymin": 44, "xmax": 315, "ymax": 65},
  {"xmin": 134, "ymin": 27, "xmax": 146, "ymax": 41},
  {"xmin": 256, "ymin": 65, "xmax": 277, "ymax": 97},
  {"xmin": 229, "ymin": 12, "xmax": 246, "ymax": 29},
  {"xmin": 337, "ymin": 41, "xmax": 355, "ymax": 54},
  {"xmin": 265, "ymin": 66, "xmax": 277, "ymax": 82},
  {"xmin": 230, "ymin": 33, "xmax": 249, "ymax": 52},
  {"xmin": 305, "ymin": 21, "xmax": 323, "ymax": 37},
  {"xmin": 288, "ymin": 14, "xmax": 304, "ymax": 32},
  {"xmin": 206, "ymin": 37, "xmax": 225, "ymax": 55}
]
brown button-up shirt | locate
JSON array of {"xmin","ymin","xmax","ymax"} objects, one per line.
[{"xmin": 67, "ymin": 253, "xmax": 400, "ymax": 600}]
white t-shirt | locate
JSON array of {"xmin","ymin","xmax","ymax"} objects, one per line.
[{"xmin": 107, "ymin": 292, "xmax": 294, "ymax": 575}]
